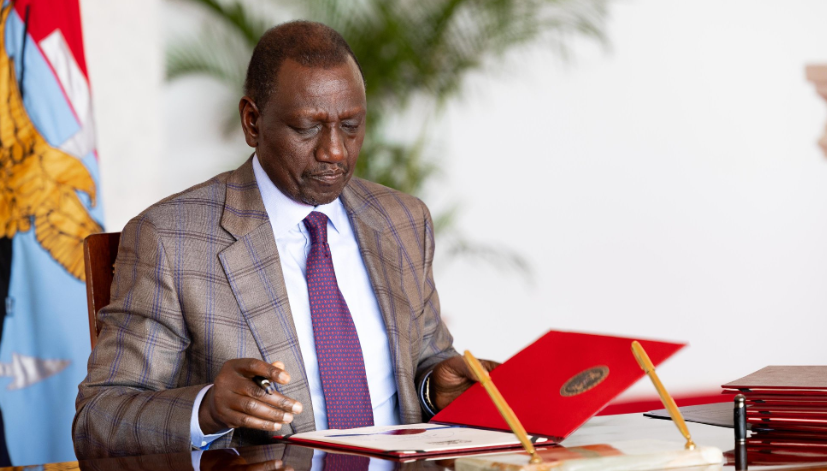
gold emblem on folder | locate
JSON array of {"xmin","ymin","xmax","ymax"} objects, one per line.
[{"xmin": 560, "ymin": 366, "xmax": 609, "ymax": 397}]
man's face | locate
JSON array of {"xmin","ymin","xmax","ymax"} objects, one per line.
[{"xmin": 241, "ymin": 57, "xmax": 366, "ymax": 206}]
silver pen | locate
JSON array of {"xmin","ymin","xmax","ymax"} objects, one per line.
[{"xmin": 253, "ymin": 375, "xmax": 277, "ymax": 395}]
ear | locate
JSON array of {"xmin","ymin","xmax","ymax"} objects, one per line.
[{"xmin": 239, "ymin": 96, "xmax": 260, "ymax": 147}]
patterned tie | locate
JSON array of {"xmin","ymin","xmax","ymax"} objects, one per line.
[
  {"xmin": 322, "ymin": 452, "xmax": 371, "ymax": 471},
  {"xmin": 303, "ymin": 211, "xmax": 374, "ymax": 429}
]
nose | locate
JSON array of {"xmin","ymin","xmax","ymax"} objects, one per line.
[{"xmin": 316, "ymin": 125, "xmax": 346, "ymax": 163}]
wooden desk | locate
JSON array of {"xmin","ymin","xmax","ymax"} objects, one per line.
[{"xmin": 7, "ymin": 414, "xmax": 827, "ymax": 471}]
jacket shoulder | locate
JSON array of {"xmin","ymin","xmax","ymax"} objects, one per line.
[
  {"xmin": 124, "ymin": 170, "xmax": 233, "ymax": 232},
  {"xmin": 346, "ymin": 177, "xmax": 430, "ymax": 224}
]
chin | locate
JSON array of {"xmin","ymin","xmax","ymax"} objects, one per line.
[
  {"xmin": 300, "ymin": 192, "xmax": 340, "ymax": 206},
  {"xmin": 300, "ymin": 181, "xmax": 349, "ymax": 206}
]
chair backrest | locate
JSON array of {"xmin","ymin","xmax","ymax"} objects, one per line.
[{"xmin": 83, "ymin": 232, "xmax": 121, "ymax": 349}]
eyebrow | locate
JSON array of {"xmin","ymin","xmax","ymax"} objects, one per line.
[{"xmin": 290, "ymin": 107, "xmax": 366, "ymax": 120}]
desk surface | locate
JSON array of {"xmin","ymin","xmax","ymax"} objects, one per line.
[{"xmin": 8, "ymin": 414, "xmax": 827, "ymax": 471}]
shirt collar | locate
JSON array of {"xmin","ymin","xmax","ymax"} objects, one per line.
[{"xmin": 252, "ymin": 154, "xmax": 348, "ymax": 239}]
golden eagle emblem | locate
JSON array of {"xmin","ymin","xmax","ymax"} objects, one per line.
[{"xmin": 0, "ymin": 3, "xmax": 102, "ymax": 281}]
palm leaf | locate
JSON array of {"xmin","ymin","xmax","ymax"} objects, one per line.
[
  {"xmin": 166, "ymin": 26, "xmax": 249, "ymax": 87},
  {"xmin": 165, "ymin": 0, "xmax": 610, "ymax": 277},
  {"xmin": 170, "ymin": 0, "xmax": 272, "ymax": 46}
]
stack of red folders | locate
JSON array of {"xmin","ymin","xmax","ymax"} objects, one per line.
[{"xmin": 722, "ymin": 366, "xmax": 827, "ymax": 463}]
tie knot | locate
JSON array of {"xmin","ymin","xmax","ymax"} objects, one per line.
[{"xmin": 303, "ymin": 211, "xmax": 329, "ymax": 245}]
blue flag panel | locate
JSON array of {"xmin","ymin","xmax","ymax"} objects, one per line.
[{"xmin": 0, "ymin": 1, "xmax": 103, "ymax": 465}]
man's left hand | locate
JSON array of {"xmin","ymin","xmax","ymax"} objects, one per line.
[{"xmin": 430, "ymin": 356, "xmax": 500, "ymax": 411}]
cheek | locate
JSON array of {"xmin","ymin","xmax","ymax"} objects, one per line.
[
  {"xmin": 263, "ymin": 137, "xmax": 306, "ymax": 173},
  {"xmin": 346, "ymin": 135, "xmax": 365, "ymax": 164}
]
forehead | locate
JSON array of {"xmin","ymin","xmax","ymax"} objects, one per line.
[{"xmin": 269, "ymin": 57, "xmax": 365, "ymax": 113}]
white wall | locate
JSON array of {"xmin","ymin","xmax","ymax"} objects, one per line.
[
  {"xmin": 436, "ymin": 0, "xmax": 827, "ymax": 398},
  {"xmin": 83, "ymin": 0, "xmax": 827, "ymax": 400},
  {"xmin": 80, "ymin": 0, "xmax": 165, "ymax": 231}
]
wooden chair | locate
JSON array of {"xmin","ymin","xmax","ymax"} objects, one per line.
[{"xmin": 83, "ymin": 232, "xmax": 121, "ymax": 349}]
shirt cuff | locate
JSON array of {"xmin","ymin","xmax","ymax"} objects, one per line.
[
  {"xmin": 418, "ymin": 369, "xmax": 437, "ymax": 418},
  {"xmin": 190, "ymin": 384, "xmax": 232, "ymax": 450}
]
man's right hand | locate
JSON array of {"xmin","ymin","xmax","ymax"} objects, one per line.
[{"xmin": 199, "ymin": 359, "xmax": 303, "ymax": 435}]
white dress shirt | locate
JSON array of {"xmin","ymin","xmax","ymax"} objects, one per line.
[{"xmin": 191, "ymin": 155, "xmax": 399, "ymax": 448}]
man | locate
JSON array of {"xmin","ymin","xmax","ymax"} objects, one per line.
[{"xmin": 73, "ymin": 21, "xmax": 493, "ymax": 458}]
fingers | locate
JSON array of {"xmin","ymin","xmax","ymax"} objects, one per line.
[
  {"xmin": 452, "ymin": 357, "xmax": 500, "ymax": 380},
  {"xmin": 444, "ymin": 355, "xmax": 474, "ymax": 380},
  {"xmin": 230, "ymin": 359, "xmax": 304, "ymax": 413},
  {"xmin": 236, "ymin": 358, "xmax": 291, "ymax": 385},
  {"xmin": 223, "ymin": 368, "xmax": 299, "ymax": 410},
  {"xmin": 430, "ymin": 356, "xmax": 500, "ymax": 410},
  {"xmin": 218, "ymin": 405, "xmax": 291, "ymax": 432},
  {"xmin": 209, "ymin": 389, "xmax": 298, "ymax": 432},
  {"xmin": 225, "ymin": 370, "xmax": 302, "ymax": 414},
  {"xmin": 202, "ymin": 358, "xmax": 304, "ymax": 434},
  {"xmin": 480, "ymin": 359, "xmax": 500, "ymax": 373}
]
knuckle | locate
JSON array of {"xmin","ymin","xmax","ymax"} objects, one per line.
[
  {"xmin": 250, "ymin": 385, "xmax": 266, "ymax": 398},
  {"xmin": 240, "ymin": 415, "xmax": 252, "ymax": 428},
  {"xmin": 243, "ymin": 399, "xmax": 259, "ymax": 414},
  {"xmin": 245, "ymin": 358, "xmax": 261, "ymax": 371}
]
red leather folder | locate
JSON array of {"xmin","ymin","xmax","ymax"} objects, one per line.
[
  {"xmin": 747, "ymin": 397, "xmax": 827, "ymax": 407},
  {"xmin": 430, "ymin": 330, "xmax": 685, "ymax": 441},
  {"xmin": 747, "ymin": 407, "xmax": 827, "ymax": 415},
  {"xmin": 751, "ymin": 423, "xmax": 827, "ymax": 434},
  {"xmin": 750, "ymin": 431, "xmax": 827, "ymax": 442},
  {"xmin": 748, "ymin": 413, "xmax": 827, "ymax": 423},
  {"xmin": 749, "ymin": 417, "xmax": 827, "ymax": 425},
  {"xmin": 723, "ymin": 366, "xmax": 827, "ymax": 391},
  {"xmin": 726, "ymin": 389, "xmax": 827, "ymax": 397}
]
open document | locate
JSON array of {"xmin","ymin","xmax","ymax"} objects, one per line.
[{"xmin": 287, "ymin": 423, "xmax": 551, "ymax": 458}]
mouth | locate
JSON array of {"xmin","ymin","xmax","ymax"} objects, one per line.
[{"xmin": 308, "ymin": 171, "xmax": 345, "ymax": 185}]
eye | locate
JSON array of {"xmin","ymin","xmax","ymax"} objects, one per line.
[
  {"xmin": 292, "ymin": 125, "xmax": 320, "ymax": 136},
  {"xmin": 341, "ymin": 121, "xmax": 360, "ymax": 134}
]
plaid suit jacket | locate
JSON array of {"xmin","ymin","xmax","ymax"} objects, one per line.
[{"xmin": 73, "ymin": 158, "xmax": 457, "ymax": 458}]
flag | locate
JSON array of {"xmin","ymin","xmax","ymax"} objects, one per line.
[{"xmin": 0, "ymin": 0, "xmax": 103, "ymax": 465}]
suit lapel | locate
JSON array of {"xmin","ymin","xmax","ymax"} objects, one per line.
[
  {"xmin": 216, "ymin": 167, "xmax": 417, "ymax": 432},
  {"xmin": 218, "ymin": 158, "xmax": 316, "ymax": 433},
  {"xmin": 341, "ymin": 181, "xmax": 418, "ymax": 420}
]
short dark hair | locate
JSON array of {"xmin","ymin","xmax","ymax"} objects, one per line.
[{"xmin": 243, "ymin": 21, "xmax": 364, "ymax": 110}]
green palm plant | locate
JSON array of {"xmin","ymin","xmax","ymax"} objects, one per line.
[{"xmin": 166, "ymin": 0, "xmax": 608, "ymax": 275}]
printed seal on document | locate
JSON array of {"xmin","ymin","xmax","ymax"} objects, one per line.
[{"xmin": 560, "ymin": 366, "xmax": 609, "ymax": 397}]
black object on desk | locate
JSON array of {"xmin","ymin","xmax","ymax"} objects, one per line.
[
  {"xmin": 734, "ymin": 394, "xmax": 747, "ymax": 470},
  {"xmin": 644, "ymin": 402, "xmax": 738, "ymax": 428}
]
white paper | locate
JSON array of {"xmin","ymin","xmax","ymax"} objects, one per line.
[{"xmin": 290, "ymin": 423, "xmax": 549, "ymax": 454}]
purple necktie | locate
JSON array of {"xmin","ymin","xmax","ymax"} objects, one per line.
[
  {"xmin": 323, "ymin": 452, "xmax": 370, "ymax": 471},
  {"xmin": 303, "ymin": 211, "xmax": 374, "ymax": 429}
]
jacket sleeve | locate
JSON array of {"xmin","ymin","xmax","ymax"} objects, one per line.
[{"xmin": 73, "ymin": 216, "xmax": 204, "ymax": 458}]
